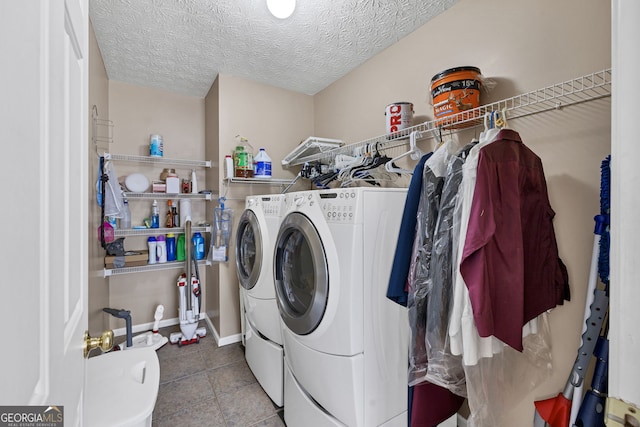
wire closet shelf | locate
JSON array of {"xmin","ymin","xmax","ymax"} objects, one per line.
[{"xmin": 289, "ymin": 69, "xmax": 612, "ymax": 166}]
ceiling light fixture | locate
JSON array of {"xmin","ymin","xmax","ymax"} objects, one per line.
[{"xmin": 266, "ymin": 0, "xmax": 296, "ymax": 19}]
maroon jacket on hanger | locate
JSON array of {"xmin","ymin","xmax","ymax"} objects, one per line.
[{"xmin": 459, "ymin": 129, "xmax": 569, "ymax": 351}]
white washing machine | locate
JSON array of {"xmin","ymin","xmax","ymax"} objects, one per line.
[
  {"xmin": 273, "ymin": 187, "xmax": 409, "ymax": 427},
  {"xmin": 235, "ymin": 193, "xmax": 286, "ymax": 407}
]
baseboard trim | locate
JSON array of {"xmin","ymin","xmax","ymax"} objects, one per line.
[
  {"xmin": 218, "ymin": 332, "xmax": 242, "ymax": 346},
  {"xmin": 112, "ymin": 313, "xmax": 206, "ymax": 337},
  {"xmin": 112, "ymin": 314, "xmax": 242, "ymax": 348},
  {"xmin": 203, "ymin": 316, "xmax": 242, "ymax": 347}
]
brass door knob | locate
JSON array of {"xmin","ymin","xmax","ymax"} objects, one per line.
[{"xmin": 83, "ymin": 330, "xmax": 114, "ymax": 357}]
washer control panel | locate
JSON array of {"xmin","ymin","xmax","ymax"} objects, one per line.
[
  {"xmin": 260, "ymin": 195, "xmax": 284, "ymax": 217},
  {"xmin": 319, "ymin": 190, "xmax": 358, "ymax": 223}
]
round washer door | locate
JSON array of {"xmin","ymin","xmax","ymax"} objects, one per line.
[
  {"xmin": 274, "ymin": 211, "xmax": 328, "ymax": 335},
  {"xmin": 235, "ymin": 209, "xmax": 263, "ymax": 290}
]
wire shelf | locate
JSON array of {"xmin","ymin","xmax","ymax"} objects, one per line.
[
  {"xmin": 225, "ymin": 177, "xmax": 294, "ymax": 185},
  {"xmin": 104, "ymin": 153, "xmax": 211, "ymax": 168},
  {"xmin": 104, "ymin": 259, "xmax": 210, "ymax": 277},
  {"xmin": 291, "ymin": 69, "xmax": 612, "ymax": 165},
  {"xmin": 113, "ymin": 225, "xmax": 211, "ymax": 237},
  {"xmin": 124, "ymin": 192, "xmax": 213, "ymax": 201}
]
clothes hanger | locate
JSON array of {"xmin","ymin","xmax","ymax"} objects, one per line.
[
  {"xmin": 385, "ymin": 130, "xmax": 425, "ymax": 174},
  {"xmin": 495, "ymin": 107, "xmax": 509, "ymax": 129}
]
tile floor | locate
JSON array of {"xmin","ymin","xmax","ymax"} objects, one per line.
[{"xmin": 147, "ymin": 325, "xmax": 285, "ymax": 427}]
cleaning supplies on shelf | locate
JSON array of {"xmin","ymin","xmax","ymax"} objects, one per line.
[
  {"xmin": 120, "ymin": 198, "xmax": 131, "ymax": 229},
  {"xmin": 224, "ymin": 155, "xmax": 234, "ymax": 179},
  {"xmin": 147, "ymin": 237, "xmax": 157, "ymax": 264},
  {"xmin": 166, "ymin": 200, "xmax": 174, "ymax": 228},
  {"xmin": 254, "ymin": 148, "xmax": 272, "ymax": 178},
  {"xmin": 190, "ymin": 169, "xmax": 198, "ymax": 193},
  {"xmin": 172, "ymin": 204, "xmax": 179, "ymax": 227},
  {"xmin": 233, "ymin": 137, "xmax": 254, "ymax": 178},
  {"xmin": 156, "ymin": 235, "xmax": 167, "ymax": 263},
  {"xmin": 177, "ymin": 234, "xmax": 186, "ymax": 261},
  {"xmin": 165, "ymin": 173, "xmax": 179, "ymax": 194},
  {"xmin": 149, "ymin": 134, "xmax": 163, "ymax": 157},
  {"xmin": 192, "ymin": 232, "xmax": 205, "ymax": 260},
  {"xmin": 151, "ymin": 200, "xmax": 160, "ymax": 229},
  {"xmin": 166, "ymin": 233, "xmax": 176, "ymax": 262}
]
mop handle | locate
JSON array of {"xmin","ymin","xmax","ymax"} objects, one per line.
[
  {"xmin": 185, "ymin": 219, "xmax": 192, "ymax": 312},
  {"xmin": 569, "ymin": 288, "xmax": 609, "ymax": 388}
]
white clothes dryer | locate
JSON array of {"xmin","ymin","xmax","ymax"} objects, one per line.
[
  {"xmin": 274, "ymin": 187, "xmax": 409, "ymax": 427},
  {"xmin": 235, "ymin": 193, "xmax": 286, "ymax": 406}
]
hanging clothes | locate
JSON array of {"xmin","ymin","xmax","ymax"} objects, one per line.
[
  {"xmin": 443, "ymin": 126, "xmax": 556, "ymax": 427},
  {"xmin": 422, "ymin": 141, "xmax": 476, "ymax": 396},
  {"xmin": 387, "ymin": 151, "xmax": 464, "ymax": 427},
  {"xmin": 387, "ymin": 153, "xmax": 432, "ymax": 306},
  {"xmin": 449, "ymin": 127, "xmax": 506, "ymax": 365},
  {"xmin": 407, "ymin": 142, "xmax": 451, "ymax": 386},
  {"xmin": 406, "ymin": 141, "xmax": 465, "ymax": 426},
  {"xmin": 459, "ymin": 128, "xmax": 570, "ymax": 351}
]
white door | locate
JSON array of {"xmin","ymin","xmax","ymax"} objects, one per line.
[{"xmin": 0, "ymin": 1, "xmax": 88, "ymax": 425}]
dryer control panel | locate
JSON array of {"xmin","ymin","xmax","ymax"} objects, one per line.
[{"xmin": 319, "ymin": 190, "xmax": 357, "ymax": 224}]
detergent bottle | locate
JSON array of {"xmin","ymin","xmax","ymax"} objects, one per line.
[
  {"xmin": 166, "ymin": 233, "xmax": 176, "ymax": 262},
  {"xmin": 192, "ymin": 232, "xmax": 205, "ymax": 260},
  {"xmin": 177, "ymin": 234, "xmax": 186, "ymax": 261},
  {"xmin": 233, "ymin": 136, "xmax": 254, "ymax": 178},
  {"xmin": 156, "ymin": 235, "xmax": 167, "ymax": 263},
  {"xmin": 147, "ymin": 237, "xmax": 157, "ymax": 264},
  {"xmin": 254, "ymin": 148, "xmax": 272, "ymax": 178}
]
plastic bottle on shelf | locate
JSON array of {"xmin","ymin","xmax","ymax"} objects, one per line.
[
  {"xmin": 156, "ymin": 235, "xmax": 167, "ymax": 263},
  {"xmin": 224, "ymin": 155, "xmax": 234, "ymax": 179},
  {"xmin": 166, "ymin": 200, "xmax": 174, "ymax": 228},
  {"xmin": 176, "ymin": 234, "xmax": 186, "ymax": 261},
  {"xmin": 192, "ymin": 232, "xmax": 205, "ymax": 260},
  {"xmin": 233, "ymin": 142, "xmax": 254, "ymax": 178},
  {"xmin": 120, "ymin": 198, "xmax": 131, "ymax": 229},
  {"xmin": 254, "ymin": 148, "xmax": 272, "ymax": 178},
  {"xmin": 172, "ymin": 205, "xmax": 179, "ymax": 228},
  {"xmin": 166, "ymin": 233, "xmax": 176, "ymax": 262},
  {"xmin": 191, "ymin": 169, "xmax": 198, "ymax": 193},
  {"xmin": 147, "ymin": 237, "xmax": 157, "ymax": 264},
  {"xmin": 151, "ymin": 200, "xmax": 160, "ymax": 229}
]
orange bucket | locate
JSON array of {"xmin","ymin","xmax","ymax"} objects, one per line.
[{"xmin": 430, "ymin": 66, "xmax": 482, "ymax": 128}]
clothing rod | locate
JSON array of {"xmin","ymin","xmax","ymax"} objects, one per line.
[{"xmin": 289, "ymin": 68, "xmax": 612, "ymax": 166}]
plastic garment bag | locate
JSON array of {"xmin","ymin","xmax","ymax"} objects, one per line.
[
  {"xmin": 422, "ymin": 143, "xmax": 476, "ymax": 397},
  {"xmin": 407, "ymin": 142, "xmax": 451, "ymax": 387},
  {"xmin": 103, "ymin": 160, "xmax": 123, "ymax": 218},
  {"xmin": 464, "ymin": 313, "xmax": 553, "ymax": 427}
]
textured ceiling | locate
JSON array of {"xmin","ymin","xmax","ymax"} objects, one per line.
[{"xmin": 89, "ymin": 0, "xmax": 457, "ymax": 97}]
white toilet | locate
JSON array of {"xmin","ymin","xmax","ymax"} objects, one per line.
[{"xmin": 85, "ymin": 347, "xmax": 160, "ymax": 427}]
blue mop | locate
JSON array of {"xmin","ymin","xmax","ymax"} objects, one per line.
[
  {"xmin": 534, "ymin": 156, "xmax": 611, "ymax": 427},
  {"xmin": 573, "ymin": 155, "xmax": 610, "ymax": 427}
]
